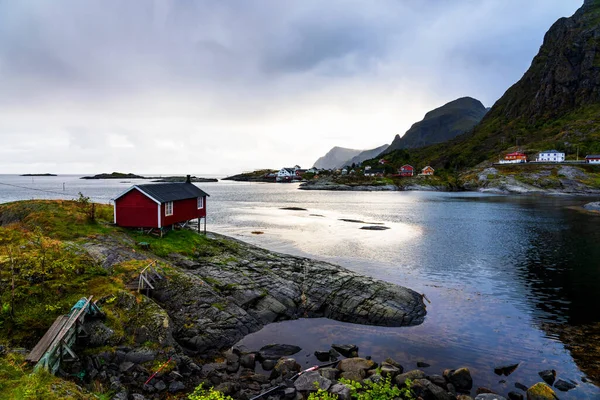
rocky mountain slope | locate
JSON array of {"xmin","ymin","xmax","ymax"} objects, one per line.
[
  {"xmin": 385, "ymin": 97, "xmax": 487, "ymax": 152},
  {"xmin": 313, "ymin": 147, "xmax": 363, "ymax": 169},
  {"xmin": 382, "ymin": 0, "xmax": 600, "ymax": 171}
]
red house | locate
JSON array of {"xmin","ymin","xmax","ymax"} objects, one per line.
[
  {"xmin": 399, "ymin": 164, "xmax": 414, "ymax": 177},
  {"xmin": 504, "ymin": 152, "xmax": 527, "ymax": 162},
  {"xmin": 113, "ymin": 176, "xmax": 209, "ymax": 233}
]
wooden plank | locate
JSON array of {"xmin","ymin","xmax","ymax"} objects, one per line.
[
  {"xmin": 26, "ymin": 315, "xmax": 69, "ymax": 363},
  {"xmin": 39, "ymin": 297, "xmax": 92, "ymax": 368}
]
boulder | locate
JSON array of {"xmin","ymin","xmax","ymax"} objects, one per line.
[
  {"xmin": 380, "ymin": 362, "xmax": 401, "ymax": 378},
  {"xmin": 168, "ymin": 381, "xmax": 186, "ymax": 393},
  {"xmin": 271, "ymin": 358, "xmax": 301, "ymax": 380},
  {"xmin": 262, "ymin": 359, "xmax": 277, "ymax": 371},
  {"xmin": 515, "ymin": 382, "xmax": 528, "ymax": 392},
  {"xmin": 427, "ymin": 375, "xmax": 448, "ymax": 390},
  {"xmin": 258, "ymin": 344, "xmax": 301, "ymax": 360},
  {"xmin": 384, "ymin": 357, "xmax": 403, "ymax": 371},
  {"xmin": 131, "ymin": 394, "xmax": 147, "ymax": 400},
  {"xmin": 508, "ymin": 392, "xmax": 524, "ymax": 400},
  {"xmin": 314, "ymin": 350, "xmax": 331, "ymax": 362},
  {"xmin": 331, "ymin": 344, "xmax": 358, "ymax": 358},
  {"xmin": 240, "ymin": 353, "xmax": 256, "ymax": 369},
  {"xmin": 154, "ymin": 380, "xmax": 166, "ymax": 392},
  {"xmin": 329, "ymin": 383, "xmax": 352, "ymax": 400},
  {"xmin": 119, "ymin": 361, "xmax": 135, "ymax": 372},
  {"xmin": 526, "ymin": 382, "xmax": 558, "ymax": 400},
  {"xmin": 553, "ymin": 379, "xmax": 576, "ymax": 392},
  {"xmin": 412, "ymin": 378, "xmax": 455, "ymax": 400},
  {"xmin": 125, "ymin": 349, "xmax": 157, "ymax": 364},
  {"xmin": 319, "ymin": 367, "xmax": 339, "ymax": 381},
  {"xmin": 417, "ymin": 361, "xmax": 431, "ymax": 368},
  {"xmin": 340, "ymin": 370, "xmax": 365, "ymax": 382},
  {"xmin": 475, "ymin": 395, "xmax": 506, "ymax": 400},
  {"xmin": 537, "ymin": 370, "xmax": 556, "ymax": 386},
  {"xmin": 283, "ymin": 387, "xmax": 296, "ymax": 399},
  {"xmin": 396, "ymin": 370, "xmax": 426, "ymax": 386},
  {"xmin": 337, "ymin": 358, "xmax": 376, "ymax": 373},
  {"xmin": 294, "ymin": 371, "xmax": 332, "ymax": 392},
  {"xmin": 444, "ymin": 367, "xmax": 473, "ymax": 392}
]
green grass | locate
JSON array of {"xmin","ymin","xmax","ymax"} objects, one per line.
[{"xmin": 0, "ymin": 353, "xmax": 98, "ymax": 399}]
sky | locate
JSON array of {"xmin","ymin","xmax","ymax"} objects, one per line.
[{"xmin": 0, "ymin": 0, "xmax": 583, "ymax": 175}]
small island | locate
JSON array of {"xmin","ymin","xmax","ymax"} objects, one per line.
[
  {"xmin": 223, "ymin": 169, "xmax": 277, "ymax": 182},
  {"xmin": 80, "ymin": 172, "xmax": 217, "ymax": 182},
  {"xmin": 81, "ymin": 172, "xmax": 145, "ymax": 180},
  {"xmin": 150, "ymin": 176, "xmax": 218, "ymax": 183},
  {"xmin": 20, "ymin": 173, "xmax": 57, "ymax": 177}
]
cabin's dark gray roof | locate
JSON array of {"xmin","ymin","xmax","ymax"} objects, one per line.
[{"xmin": 135, "ymin": 183, "xmax": 209, "ymax": 203}]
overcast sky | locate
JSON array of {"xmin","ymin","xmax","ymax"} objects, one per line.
[{"xmin": 0, "ymin": 0, "xmax": 583, "ymax": 175}]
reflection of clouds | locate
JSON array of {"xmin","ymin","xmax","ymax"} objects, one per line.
[{"xmin": 223, "ymin": 206, "xmax": 422, "ymax": 259}]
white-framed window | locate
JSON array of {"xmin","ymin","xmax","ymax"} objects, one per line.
[
  {"xmin": 165, "ymin": 201, "xmax": 173, "ymax": 216},
  {"xmin": 197, "ymin": 197, "xmax": 204, "ymax": 209}
]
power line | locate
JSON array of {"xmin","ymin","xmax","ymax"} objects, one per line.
[{"xmin": 0, "ymin": 181, "xmax": 110, "ymax": 202}]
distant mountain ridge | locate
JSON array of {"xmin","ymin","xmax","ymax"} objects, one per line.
[
  {"xmin": 385, "ymin": 97, "xmax": 487, "ymax": 153},
  {"xmin": 312, "ymin": 145, "xmax": 389, "ymax": 169},
  {"xmin": 312, "ymin": 147, "xmax": 363, "ymax": 169},
  {"xmin": 342, "ymin": 144, "xmax": 389, "ymax": 167}
]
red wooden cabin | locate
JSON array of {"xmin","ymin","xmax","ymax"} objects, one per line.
[
  {"xmin": 399, "ymin": 164, "xmax": 414, "ymax": 177},
  {"xmin": 113, "ymin": 176, "xmax": 209, "ymax": 233},
  {"xmin": 504, "ymin": 152, "xmax": 527, "ymax": 161}
]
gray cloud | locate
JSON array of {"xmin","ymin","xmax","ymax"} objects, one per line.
[{"xmin": 0, "ymin": 0, "xmax": 583, "ymax": 174}]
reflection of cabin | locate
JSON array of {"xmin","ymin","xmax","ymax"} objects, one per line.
[
  {"xmin": 114, "ymin": 176, "xmax": 208, "ymax": 233},
  {"xmin": 399, "ymin": 165, "xmax": 414, "ymax": 177},
  {"xmin": 586, "ymin": 155, "xmax": 600, "ymax": 164},
  {"xmin": 421, "ymin": 166, "xmax": 434, "ymax": 176},
  {"xmin": 536, "ymin": 150, "xmax": 564, "ymax": 162}
]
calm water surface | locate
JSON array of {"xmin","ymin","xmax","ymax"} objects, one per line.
[{"xmin": 1, "ymin": 175, "xmax": 599, "ymax": 398}]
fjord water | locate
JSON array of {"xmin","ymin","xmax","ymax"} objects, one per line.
[{"xmin": 1, "ymin": 175, "xmax": 599, "ymax": 397}]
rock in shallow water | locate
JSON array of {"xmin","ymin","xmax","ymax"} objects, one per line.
[
  {"xmin": 538, "ymin": 369, "xmax": 556, "ymax": 385},
  {"xmin": 553, "ymin": 378, "xmax": 576, "ymax": 392},
  {"xmin": 258, "ymin": 344, "xmax": 302, "ymax": 360},
  {"xmin": 526, "ymin": 382, "xmax": 558, "ymax": 400}
]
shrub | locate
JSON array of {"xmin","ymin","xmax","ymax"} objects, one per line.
[{"xmin": 188, "ymin": 383, "xmax": 234, "ymax": 400}]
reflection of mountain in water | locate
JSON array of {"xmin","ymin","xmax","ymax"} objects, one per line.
[
  {"xmin": 516, "ymin": 210, "xmax": 600, "ymax": 325},
  {"xmin": 512, "ymin": 204, "xmax": 600, "ymax": 383}
]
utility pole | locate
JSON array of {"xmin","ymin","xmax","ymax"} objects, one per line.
[{"xmin": 576, "ymin": 145, "xmax": 579, "ymax": 161}]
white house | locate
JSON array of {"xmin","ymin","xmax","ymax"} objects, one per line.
[
  {"xmin": 537, "ymin": 150, "xmax": 565, "ymax": 162},
  {"xmin": 307, "ymin": 167, "xmax": 319, "ymax": 174},
  {"xmin": 341, "ymin": 168, "xmax": 348, "ymax": 175},
  {"xmin": 586, "ymin": 155, "xmax": 600, "ymax": 164},
  {"xmin": 277, "ymin": 168, "xmax": 296, "ymax": 182}
]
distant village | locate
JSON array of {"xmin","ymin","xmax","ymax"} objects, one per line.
[
  {"xmin": 272, "ymin": 160, "xmax": 434, "ymax": 182},
  {"xmin": 269, "ymin": 150, "xmax": 600, "ymax": 182}
]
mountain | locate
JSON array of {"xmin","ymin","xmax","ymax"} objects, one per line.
[
  {"xmin": 385, "ymin": 97, "xmax": 487, "ymax": 153},
  {"xmin": 342, "ymin": 144, "xmax": 389, "ymax": 167},
  {"xmin": 312, "ymin": 147, "xmax": 363, "ymax": 169},
  {"xmin": 383, "ymin": 0, "xmax": 600, "ymax": 170}
]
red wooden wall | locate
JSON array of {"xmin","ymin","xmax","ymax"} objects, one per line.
[
  {"xmin": 115, "ymin": 189, "xmax": 159, "ymax": 228},
  {"xmin": 161, "ymin": 197, "xmax": 207, "ymax": 227}
]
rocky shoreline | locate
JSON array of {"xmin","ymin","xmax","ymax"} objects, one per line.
[
  {"xmin": 63, "ymin": 230, "xmax": 427, "ymax": 398},
  {"xmin": 51, "ymin": 340, "xmax": 570, "ymax": 400}
]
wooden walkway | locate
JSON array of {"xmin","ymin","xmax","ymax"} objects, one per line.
[{"xmin": 27, "ymin": 296, "xmax": 102, "ymax": 374}]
